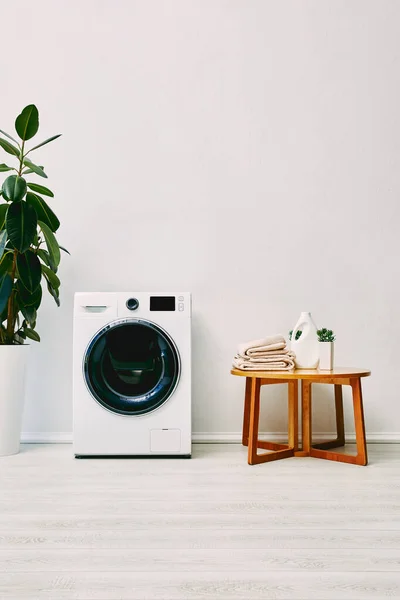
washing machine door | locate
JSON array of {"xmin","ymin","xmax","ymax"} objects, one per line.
[{"xmin": 84, "ymin": 319, "xmax": 180, "ymax": 415}]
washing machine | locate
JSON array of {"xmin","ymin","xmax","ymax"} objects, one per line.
[{"xmin": 73, "ymin": 292, "xmax": 191, "ymax": 457}]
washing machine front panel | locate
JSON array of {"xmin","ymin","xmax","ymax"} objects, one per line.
[{"xmin": 84, "ymin": 318, "xmax": 180, "ymax": 416}]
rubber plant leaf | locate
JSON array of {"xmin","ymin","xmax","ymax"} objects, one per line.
[
  {"xmin": 6, "ymin": 201, "xmax": 37, "ymax": 253},
  {"xmin": 0, "ymin": 129, "xmax": 19, "ymax": 145},
  {"xmin": 0, "ymin": 253, "xmax": 13, "ymax": 278},
  {"xmin": 24, "ymin": 327, "xmax": 40, "ymax": 342},
  {"xmin": 26, "ymin": 183, "xmax": 54, "ymax": 197},
  {"xmin": 0, "ymin": 204, "xmax": 8, "ymax": 230},
  {"xmin": 27, "ymin": 134, "xmax": 61, "ymax": 154},
  {"xmin": 17, "ymin": 251, "xmax": 42, "ymax": 293},
  {"xmin": 2, "ymin": 175, "xmax": 27, "ymax": 202},
  {"xmin": 20, "ymin": 305, "xmax": 36, "ymax": 328},
  {"xmin": 22, "ymin": 159, "xmax": 47, "ymax": 179},
  {"xmin": 0, "ymin": 273, "xmax": 12, "ymax": 314},
  {"xmin": 38, "ymin": 220, "xmax": 60, "ymax": 267},
  {"xmin": 46, "ymin": 278, "xmax": 60, "ymax": 306},
  {"xmin": 15, "ymin": 105, "xmax": 39, "ymax": 141},
  {"xmin": 0, "ymin": 137, "xmax": 20, "ymax": 157},
  {"xmin": 26, "ymin": 192, "xmax": 59, "ymax": 232},
  {"xmin": 17, "ymin": 280, "xmax": 42, "ymax": 309},
  {"xmin": 0, "ymin": 230, "xmax": 6, "ymax": 261}
]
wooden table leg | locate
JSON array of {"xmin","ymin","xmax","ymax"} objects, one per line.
[
  {"xmin": 352, "ymin": 378, "xmax": 368, "ymax": 466},
  {"xmin": 242, "ymin": 377, "xmax": 251, "ymax": 446},
  {"xmin": 310, "ymin": 377, "xmax": 368, "ymax": 466},
  {"xmin": 288, "ymin": 380, "xmax": 298, "ymax": 451},
  {"xmin": 248, "ymin": 378, "xmax": 261, "ymax": 464},
  {"xmin": 300, "ymin": 380, "xmax": 312, "ymax": 456},
  {"xmin": 335, "ymin": 384, "xmax": 345, "ymax": 446},
  {"xmin": 247, "ymin": 378, "xmax": 296, "ymax": 465},
  {"xmin": 312, "ymin": 384, "xmax": 345, "ymax": 450}
]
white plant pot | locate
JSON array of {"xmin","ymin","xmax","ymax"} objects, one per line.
[
  {"xmin": 319, "ymin": 341, "xmax": 334, "ymax": 370},
  {"xmin": 0, "ymin": 345, "xmax": 29, "ymax": 456}
]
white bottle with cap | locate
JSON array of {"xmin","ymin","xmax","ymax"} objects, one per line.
[{"xmin": 290, "ymin": 312, "xmax": 319, "ymax": 369}]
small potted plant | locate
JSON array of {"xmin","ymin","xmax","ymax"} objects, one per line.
[
  {"xmin": 0, "ymin": 104, "xmax": 66, "ymax": 456},
  {"xmin": 317, "ymin": 328, "xmax": 335, "ymax": 370}
]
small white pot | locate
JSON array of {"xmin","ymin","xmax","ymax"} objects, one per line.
[
  {"xmin": 0, "ymin": 345, "xmax": 29, "ymax": 456},
  {"xmin": 318, "ymin": 341, "xmax": 334, "ymax": 370}
]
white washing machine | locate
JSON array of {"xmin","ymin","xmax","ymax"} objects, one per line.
[{"xmin": 73, "ymin": 292, "xmax": 191, "ymax": 457}]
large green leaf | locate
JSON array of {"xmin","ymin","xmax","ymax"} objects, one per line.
[
  {"xmin": 20, "ymin": 305, "xmax": 36, "ymax": 328},
  {"xmin": 6, "ymin": 201, "xmax": 37, "ymax": 253},
  {"xmin": 26, "ymin": 192, "xmax": 59, "ymax": 232},
  {"xmin": 37, "ymin": 249, "xmax": 50, "ymax": 266},
  {"xmin": 26, "ymin": 183, "xmax": 54, "ymax": 197},
  {"xmin": 38, "ymin": 221, "xmax": 60, "ymax": 267},
  {"xmin": 37, "ymin": 248, "xmax": 57, "ymax": 272},
  {"xmin": 22, "ymin": 164, "xmax": 44, "ymax": 175},
  {"xmin": 0, "ymin": 252, "xmax": 13, "ymax": 277},
  {"xmin": 17, "ymin": 251, "xmax": 41, "ymax": 293},
  {"xmin": 2, "ymin": 175, "xmax": 27, "ymax": 202},
  {"xmin": 27, "ymin": 134, "xmax": 61, "ymax": 154},
  {"xmin": 0, "ymin": 203, "xmax": 8, "ymax": 230},
  {"xmin": 0, "ymin": 129, "xmax": 19, "ymax": 145},
  {"xmin": 41, "ymin": 264, "xmax": 60, "ymax": 290},
  {"xmin": 0, "ymin": 137, "xmax": 20, "ymax": 157},
  {"xmin": 0, "ymin": 230, "xmax": 6, "ymax": 260},
  {"xmin": 0, "ymin": 164, "xmax": 13, "ymax": 172},
  {"xmin": 17, "ymin": 280, "xmax": 42, "ymax": 309},
  {"xmin": 24, "ymin": 327, "xmax": 40, "ymax": 342},
  {"xmin": 0, "ymin": 273, "xmax": 12, "ymax": 314},
  {"xmin": 22, "ymin": 158, "xmax": 47, "ymax": 178},
  {"xmin": 45, "ymin": 279, "xmax": 60, "ymax": 307},
  {"xmin": 15, "ymin": 105, "xmax": 39, "ymax": 141}
]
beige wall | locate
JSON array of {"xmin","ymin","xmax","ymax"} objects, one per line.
[{"xmin": 1, "ymin": 0, "xmax": 399, "ymax": 440}]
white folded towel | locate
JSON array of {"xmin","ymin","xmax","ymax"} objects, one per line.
[
  {"xmin": 233, "ymin": 354, "xmax": 295, "ymax": 371},
  {"xmin": 233, "ymin": 334, "xmax": 295, "ymax": 371},
  {"xmin": 238, "ymin": 351, "xmax": 295, "ymax": 363},
  {"xmin": 237, "ymin": 334, "xmax": 286, "ymax": 357}
]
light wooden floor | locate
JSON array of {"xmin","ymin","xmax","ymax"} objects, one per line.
[{"xmin": 1, "ymin": 444, "xmax": 400, "ymax": 599}]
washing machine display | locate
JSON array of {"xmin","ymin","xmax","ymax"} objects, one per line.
[{"xmin": 84, "ymin": 319, "xmax": 180, "ymax": 416}]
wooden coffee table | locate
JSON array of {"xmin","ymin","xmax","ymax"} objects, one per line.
[{"xmin": 231, "ymin": 368, "xmax": 371, "ymax": 466}]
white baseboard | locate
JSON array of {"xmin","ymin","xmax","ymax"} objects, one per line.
[
  {"xmin": 192, "ymin": 432, "xmax": 400, "ymax": 444},
  {"xmin": 21, "ymin": 432, "xmax": 72, "ymax": 443},
  {"xmin": 21, "ymin": 431, "xmax": 400, "ymax": 444}
]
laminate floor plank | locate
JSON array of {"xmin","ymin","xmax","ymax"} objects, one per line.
[
  {"xmin": 1, "ymin": 528, "xmax": 400, "ymax": 550},
  {"xmin": 1, "ymin": 547, "xmax": 400, "ymax": 572},
  {"xmin": 1, "ymin": 571, "xmax": 400, "ymax": 599}
]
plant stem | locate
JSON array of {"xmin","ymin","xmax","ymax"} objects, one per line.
[
  {"xmin": 6, "ymin": 249, "xmax": 18, "ymax": 343},
  {"xmin": 18, "ymin": 141, "xmax": 25, "ymax": 176}
]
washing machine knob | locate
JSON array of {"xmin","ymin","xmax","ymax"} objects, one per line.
[{"xmin": 126, "ymin": 298, "xmax": 139, "ymax": 311}]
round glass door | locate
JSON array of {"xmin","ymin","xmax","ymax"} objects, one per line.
[{"xmin": 84, "ymin": 319, "xmax": 180, "ymax": 415}]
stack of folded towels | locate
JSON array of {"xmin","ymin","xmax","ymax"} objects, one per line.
[{"xmin": 233, "ymin": 334, "xmax": 295, "ymax": 371}]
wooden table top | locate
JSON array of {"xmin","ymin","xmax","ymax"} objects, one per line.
[{"xmin": 231, "ymin": 367, "xmax": 371, "ymax": 380}]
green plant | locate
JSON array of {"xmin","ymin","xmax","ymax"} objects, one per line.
[
  {"xmin": 288, "ymin": 329, "xmax": 302, "ymax": 341},
  {"xmin": 317, "ymin": 328, "xmax": 335, "ymax": 342},
  {"xmin": 0, "ymin": 105, "xmax": 66, "ymax": 345}
]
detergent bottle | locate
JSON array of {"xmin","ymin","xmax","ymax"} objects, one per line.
[{"xmin": 290, "ymin": 312, "xmax": 319, "ymax": 369}]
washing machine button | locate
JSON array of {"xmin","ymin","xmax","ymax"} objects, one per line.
[
  {"xmin": 178, "ymin": 303, "xmax": 184, "ymax": 311},
  {"xmin": 178, "ymin": 296, "xmax": 184, "ymax": 302},
  {"xmin": 126, "ymin": 298, "xmax": 139, "ymax": 310}
]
